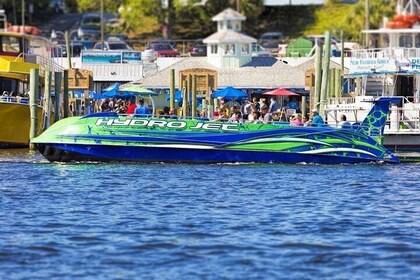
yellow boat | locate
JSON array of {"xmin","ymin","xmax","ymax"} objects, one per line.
[{"xmin": 0, "ymin": 31, "xmax": 60, "ymax": 148}]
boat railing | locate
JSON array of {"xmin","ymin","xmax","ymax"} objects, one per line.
[
  {"xmin": 0, "ymin": 96, "xmax": 30, "ymax": 104},
  {"xmin": 352, "ymin": 48, "xmax": 420, "ymax": 60},
  {"xmin": 389, "ymin": 103, "xmax": 420, "ymax": 132}
]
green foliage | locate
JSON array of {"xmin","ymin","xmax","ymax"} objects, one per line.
[{"xmin": 75, "ymin": 0, "xmax": 124, "ymax": 13}]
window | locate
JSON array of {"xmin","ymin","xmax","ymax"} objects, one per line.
[
  {"xmin": 1, "ymin": 36, "xmax": 21, "ymax": 53},
  {"xmin": 241, "ymin": 44, "xmax": 250, "ymax": 55},
  {"xmin": 225, "ymin": 44, "xmax": 235, "ymax": 55},
  {"xmin": 211, "ymin": 44, "xmax": 218, "ymax": 54},
  {"xmin": 416, "ymin": 35, "xmax": 420, "ymax": 48},
  {"xmin": 227, "ymin": 20, "xmax": 233, "ymax": 30},
  {"xmin": 399, "ymin": 35, "xmax": 412, "ymax": 47}
]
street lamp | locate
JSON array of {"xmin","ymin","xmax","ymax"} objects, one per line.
[{"xmin": 51, "ymin": 29, "xmax": 65, "ymax": 40}]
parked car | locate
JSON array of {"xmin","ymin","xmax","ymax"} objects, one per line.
[
  {"xmin": 147, "ymin": 43, "xmax": 180, "ymax": 58},
  {"xmin": 93, "ymin": 40, "xmax": 132, "ymax": 51},
  {"xmin": 251, "ymin": 44, "xmax": 270, "ymax": 57},
  {"xmin": 189, "ymin": 44, "xmax": 207, "ymax": 57},
  {"xmin": 149, "ymin": 39, "xmax": 176, "ymax": 49},
  {"xmin": 77, "ymin": 13, "xmax": 101, "ymax": 40},
  {"xmin": 259, "ymin": 32, "xmax": 288, "ymax": 54}
]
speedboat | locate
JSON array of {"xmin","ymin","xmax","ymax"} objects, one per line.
[{"xmin": 31, "ymin": 97, "xmax": 400, "ymax": 164}]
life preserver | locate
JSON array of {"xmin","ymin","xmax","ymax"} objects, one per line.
[
  {"xmin": 386, "ymin": 20, "xmax": 412, "ymax": 29},
  {"xmin": 393, "ymin": 14, "xmax": 419, "ymax": 24},
  {"xmin": 7, "ymin": 25, "xmax": 20, "ymax": 33}
]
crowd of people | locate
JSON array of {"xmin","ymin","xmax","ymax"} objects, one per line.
[{"xmin": 96, "ymin": 95, "xmax": 354, "ymax": 129}]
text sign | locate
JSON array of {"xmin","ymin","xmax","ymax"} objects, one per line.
[
  {"xmin": 349, "ymin": 58, "xmax": 397, "ymax": 75},
  {"xmin": 400, "ymin": 57, "xmax": 420, "ymax": 73},
  {"xmin": 81, "ymin": 50, "xmax": 142, "ymax": 64},
  {"xmin": 68, "ymin": 68, "xmax": 93, "ymax": 90}
]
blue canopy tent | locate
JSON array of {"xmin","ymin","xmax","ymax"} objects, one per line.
[
  {"xmin": 118, "ymin": 84, "xmax": 159, "ymax": 96},
  {"xmin": 211, "ymin": 86, "xmax": 248, "ymax": 101},
  {"xmin": 102, "ymin": 83, "xmax": 121, "ymax": 98},
  {"xmin": 73, "ymin": 90, "xmax": 103, "ymax": 99}
]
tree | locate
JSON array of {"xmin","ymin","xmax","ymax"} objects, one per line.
[
  {"xmin": 344, "ymin": 0, "xmax": 395, "ymax": 41},
  {"xmin": 76, "ymin": 0, "xmax": 124, "ymax": 13}
]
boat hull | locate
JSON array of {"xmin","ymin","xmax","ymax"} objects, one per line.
[
  {"xmin": 35, "ymin": 143, "xmax": 387, "ymax": 164},
  {"xmin": 384, "ymin": 133, "xmax": 420, "ymax": 152},
  {"xmin": 0, "ymin": 102, "xmax": 51, "ymax": 148}
]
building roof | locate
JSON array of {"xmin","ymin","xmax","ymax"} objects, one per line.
[
  {"xmin": 203, "ymin": 30, "xmax": 257, "ymax": 44},
  {"xmin": 212, "ymin": 8, "xmax": 246, "ymax": 21},
  {"xmin": 137, "ymin": 57, "xmax": 307, "ymax": 89}
]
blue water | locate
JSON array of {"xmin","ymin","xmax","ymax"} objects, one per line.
[{"xmin": 0, "ymin": 150, "xmax": 419, "ymax": 279}]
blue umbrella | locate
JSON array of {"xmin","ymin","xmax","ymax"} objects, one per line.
[
  {"xmin": 102, "ymin": 83, "xmax": 120, "ymax": 92},
  {"xmin": 101, "ymin": 83, "xmax": 121, "ymax": 98},
  {"xmin": 211, "ymin": 86, "xmax": 248, "ymax": 100}
]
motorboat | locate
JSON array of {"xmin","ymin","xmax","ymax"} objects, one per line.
[
  {"xmin": 32, "ymin": 97, "xmax": 400, "ymax": 164},
  {"xmin": 327, "ymin": 0, "xmax": 420, "ymax": 151}
]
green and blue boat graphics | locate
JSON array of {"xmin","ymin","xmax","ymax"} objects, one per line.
[{"xmin": 32, "ymin": 98, "xmax": 400, "ymax": 164}]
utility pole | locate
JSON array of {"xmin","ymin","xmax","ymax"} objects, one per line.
[
  {"xmin": 13, "ymin": 0, "xmax": 17, "ymax": 24},
  {"xmin": 236, "ymin": 0, "xmax": 240, "ymax": 12},
  {"xmin": 100, "ymin": 0, "xmax": 104, "ymax": 50},
  {"xmin": 365, "ymin": 0, "xmax": 370, "ymax": 47},
  {"xmin": 21, "ymin": 0, "xmax": 25, "ymax": 32}
]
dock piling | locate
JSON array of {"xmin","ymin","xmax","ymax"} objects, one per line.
[
  {"xmin": 54, "ymin": 72, "xmax": 62, "ymax": 122},
  {"xmin": 43, "ymin": 70, "xmax": 52, "ymax": 130},
  {"xmin": 314, "ymin": 45, "xmax": 322, "ymax": 111},
  {"xmin": 29, "ymin": 68, "xmax": 39, "ymax": 150},
  {"xmin": 320, "ymin": 31, "xmax": 331, "ymax": 117},
  {"xmin": 63, "ymin": 69, "xmax": 69, "ymax": 118},
  {"xmin": 191, "ymin": 74, "xmax": 197, "ymax": 118},
  {"xmin": 169, "ymin": 69, "xmax": 175, "ymax": 110}
]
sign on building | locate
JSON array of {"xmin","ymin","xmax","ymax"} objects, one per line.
[
  {"xmin": 81, "ymin": 51, "xmax": 142, "ymax": 64},
  {"xmin": 349, "ymin": 58, "xmax": 398, "ymax": 75},
  {"xmin": 68, "ymin": 68, "xmax": 93, "ymax": 90}
]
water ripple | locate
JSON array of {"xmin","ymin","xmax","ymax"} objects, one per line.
[{"xmin": 0, "ymin": 149, "xmax": 419, "ymax": 279}]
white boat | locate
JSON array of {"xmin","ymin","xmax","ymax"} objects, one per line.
[{"xmin": 326, "ymin": 0, "xmax": 420, "ymax": 151}]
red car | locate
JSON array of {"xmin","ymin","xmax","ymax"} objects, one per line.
[{"xmin": 147, "ymin": 43, "xmax": 180, "ymax": 58}]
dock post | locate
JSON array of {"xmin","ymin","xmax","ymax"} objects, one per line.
[
  {"xmin": 320, "ymin": 31, "xmax": 331, "ymax": 117},
  {"xmin": 54, "ymin": 72, "xmax": 63, "ymax": 122},
  {"xmin": 214, "ymin": 98, "xmax": 219, "ymax": 111},
  {"xmin": 191, "ymin": 74, "xmax": 197, "ymax": 118},
  {"xmin": 182, "ymin": 80, "xmax": 187, "ymax": 118},
  {"xmin": 335, "ymin": 69, "xmax": 342, "ymax": 98},
  {"xmin": 169, "ymin": 69, "xmax": 175, "ymax": 110},
  {"xmin": 202, "ymin": 99, "xmax": 207, "ymax": 118},
  {"xmin": 314, "ymin": 44, "xmax": 322, "ymax": 111},
  {"xmin": 65, "ymin": 31, "xmax": 72, "ymax": 69},
  {"xmin": 29, "ymin": 68, "xmax": 39, "ymax": 150},
  {"xmin": 43, "ymin": 70, "xmax": 52, "ymax": 130},
  {"xmin": 301, "ymin": 95, "xmax": 306, "ymax": 117},
  {"xmin": 355, "ymin": 77, "xmax": 362, "ymax": 96},
  {"xmin": 63, "ymin": 69, "xmax": 69, "ymax": 118},
  {"xmin": 329, "ymin": 68, "xmax": 335, "ymax": 98},
  {"xmin": 340, "ymin": 30, "xmax": 344, "ymax": 72}
]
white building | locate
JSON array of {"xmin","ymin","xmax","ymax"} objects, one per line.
[{"xmin": 203, "ymin": 8, "xmax": 257, "ymax": 68}]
